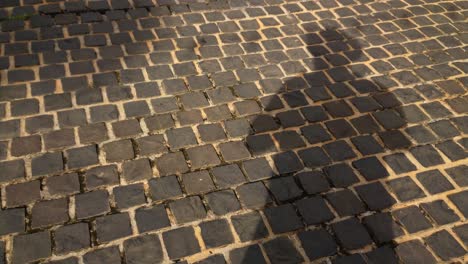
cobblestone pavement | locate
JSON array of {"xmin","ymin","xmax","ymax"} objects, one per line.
[{"xmin": 0, "ymin": 0, "xmax": 467, "ymax": 263}]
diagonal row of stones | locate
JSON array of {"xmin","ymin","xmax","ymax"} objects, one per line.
[{"xmin": 0, "ymin": 0, "xmax": 467, "ymax": 263}]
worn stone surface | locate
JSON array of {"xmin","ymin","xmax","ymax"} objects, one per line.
[{"xmin": 0, "ymin": 0, "xmax": 466, "ymax": 263}]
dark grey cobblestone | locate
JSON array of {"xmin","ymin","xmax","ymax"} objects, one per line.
[{"xmin": 0, "ymin": 0, "xmax": 466, "ymax": 263}]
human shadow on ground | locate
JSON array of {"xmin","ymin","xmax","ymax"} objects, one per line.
[{"xmin": 226, "ymin": 26, "xmax": 426, "ymax": 264}]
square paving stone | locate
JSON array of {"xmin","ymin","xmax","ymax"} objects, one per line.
[
  {"xmin": 352, "ymin": 157, "xmax": 389, "ymax": 181},
  {"xmin": 395, "ymin": 240, "xmax": 437, "ymax": 264},
  {"xmin": 112, "ymin": 119, "xmax": 142, "ymax": 137},
  {"xmin": 410, "ymin": 145, "xmax": 444, "ymax": 167},
  {"xmin": 383, "ymin": 153, "xmax": 417, "ymax": 174},
  {"xmin": 325, "ymin": 119, "xmax": 357, "ymax": 139},
  {"xmin": 298, "ymin": 147, "xmax": 332, "ymax": 167},
  {"xmin": 135, "ymin": 204, "xmax": 170, "ymax": 233},
  {"xmin": 194, "ymin": 255, "xmax": 225, "ymax": 264},
  {"xmin": 124, "ymin": 101, "xmax": 151, "ymax": 118},
  {"xmin": 326, "ymin": 189, "xmax": 366, "ymax": 217},
  {"xmin": 260, "ymin": 95, "xmax": 284, "ymax": 111},
  {"xmin": 229, "ymin": 245, "xmax": 266, "ymax": 264},
  {"xmin": 249, "ymin": 114, "xmax": 280, "ymax": 133},
  {"xmin": 103, "ymin": 139, "xmax": 135, "ymax": 162},
  {"xmin": 0, "ymin": 120, "xmax": 21, "ymax": 140},
  {"xmin": 205, "ymin": 105, "xmax": 232, "ymax": 122},
  {"xmin": 265, "ymin": 176, "xmax": 302, "ymax": 202},
  {"xmin": 95, "ymin": 213, "xmax": 132, "ymax": 244},
  {"xmin": 66, "ymin": 145, "xmax": 99, "ymax": 169},
  {"xmin": 236, "ymin": 182, "xmax": 272, "ymax": 209},
  {"xmin": 58, "ymin": 109, "xmax": 87, "ymax": 128},
  {"xmin": 397, "ymin": 105, "xmax": 430, "ymax": 123},
  {"xmin": 186, "ymin": 145, "xmax": 221, "ymax": 170},
  {"xmin": 351, "ymin": 135, "xmax": 384, "ymax": 155},
  {"xmin": 5, "ymin": 180, "xmax": 41, "ymax": 207},
  {"xmin": 169, "ymin": 196, "xmax": 206, "ymax": 224},
  {"xmin": 113, "ymin": 184, "xmax": 146, "ymax": 209},
  {"xmin": 90, "ymin": 105, "xmax": 119, "ymax": 123},
  {"xmin": 350, "ymin": 115, "xmax": 381, "ymax": 134},
  {"xmin": 45, "ymin": 173, "xmax": 80, "ymax": 197},
  {"xmin": 378, "ymin": 130, "xmax": 412, "ymax": 150},
  {"xmin": 425, "ymin": 230, "xmax": 466, "ymax": 261},
  {"xmin": 123, "ymin": 234, "xmax": 163, "ymax": 264},
  {"xmin": 273, "ymin": 131, "xmax": 306, "ymax": 151},
  {"xmin": 163, "ymin": 227, "xmax": 200, "ymax": 260},
  {"xmin": 219, "ymin": 141, "xmax": 251, "ymax": 162},
  {"xmin": 299, "ymin": 229, "xmax": 337, "ymax": 260},
  {"xmin": 31, "ymin": 198, "xmax": 69, "ymax": 228},
  {"xmin": 0, "ymin": 208, "xmax": 25, "ymax": 236},
  {"xmin": 75, "ymin": 190, "xmax": 110, "ymax": 220},
  {"xmin": 75, "ymin": 89, "xmax": 102, "ymax": 105},
  {"xmin": 205, "ymin": 190, "xmax": 241, "ymax": 216},
  {"xmin": 122, "ymin": 158, "xmax": 153, "ymax": 183},
  {"xmin": 231, "ymin": 212, "xmax": 269, "ymax": 242},
  {"xmin": 264, "ymin": 204, "xmax": 303, "ymax": 234},
  {"xmin": 323, "ymin": 140, "xmax": 356, "ymax": 161},
  {"xmin": 445, "ymin": 165, "xmax": 467, "ymax": 187},
  {"xmin": 197, "ymin": 124, "xmax": 226, "ymax": 142},
  {"xmin": 393, "ymin": 206, "xmax": 433, "ymax": 233},
  {"xmin": 84, "ymin": 165, "xmax": 119, "ymax": 190},
  {"xmin": 83, "ymin": 246, "xmax": 121, "ymax": 264},
  {"xmin": 453, "ymin": 224, "xmax": 468, "ymax": 246},
  {"xmin": 416, "ymin": 169, "xmax": 454, "ymax": 194},
  {"xmin": 224, "ymin": 119, "xmax": 251, "ymax": 138},
  {"xmin": 43, "ymin": 129, "xmax": 76, "ymax": 150},
  {"xmin": 123, "ymin": 235, "xmax": 163, "ymax": 263},
  {"xmin": 147, "ymin": 175, "xmax": 181, "ymax": 201},
  {"xmin": 421, "ymin": 200, "xmax": 460, "ymax": 225},
  {"xmin": 242, "ymin": 158, "xmax": 275, "ymax": 181},
  {"xmin": 135, "ymin": 135, "xmax": 166, "ymax": 155},
  {"xmin": 54, "ymin": 223, "xmax": 90, "ymax": 254},
  {"xmin": 0, "ymin": 159, "xmax": 25, "ymax": 182},
  {"xmin": 199, "ymin": 219, "xmax": 234, "ymax": 248},
  {"xmin": 387, "ymin": 177, "xmax": 426, "ymax": 202},
  {"xmin": 448, "ymin": 190, "xmax": 468, "ymax": 218},
  {"xmin": 332, "ymin": 254, "xmax": 366, "ymax": 264},
  {"xmin": 323, "ymin": 163, "xmax": 360, "ymax": 188},
  {"xmin": 363, "ymin": 212, "xmax": 404, "ymax": 244},
  {"xmin": 301, "ymin": 105, "xmax": 329, "ymax": 123},
  {"xmin": 246, "ymin": 134, "xmax": 277, "ymax": 156},
  {"xmin": 296, "ymin": 171, "xmax": 330, "ymax": 194},
  {"xmin": 436, "ymin": 140, "xmax": 467, "ymax": 161},
  {"xmin": 211, "ymin": 164, "xmax": 246, "ymax": 187},
  {"xmin": 332, "ymin": 217, "xmax": 373, "ymax": 250},
  {"xmin": 366, "ymin": 247, "xmax": 399, "ymax": 263},
  {"xmin": 272, "ymin": 151, "xmax": 304, "ymax": 175},
  {"xmin": 10, "ymin": 99, "xmax": 39, "ymax": 116},
  {"xmin": 166, "ymin": 127, "xmax": 197, "ymax": 149},
  {"xmin": 145, "ymin": 114, "xmax": 174, "ymax": 131},
  {"xmin": 155, "ymin": 151, "xmax": 189, "ymax": 176},
  {"xmin": 12, "ymin": 231, "xmax": 51, "ymax": 264},
  {"xmin": 355, "ymin": 182, "xmax": 396, "ymax": 210},
  {"xmin": 323, "ymin": 100, "xmax": 354, "ymax": 117},
  {"xmin": 276, "ymin": 110, "xmax": 305, "ymax": 128},
  {"xmin": 177, "ymin": 110, "xmax": 203, "ymax": 126},
  {"xmin": 373, "ymin": 109, "xmax": 406, "ymax": 129},
  {"xmin": 296, "ymin": 196, "xmax": 334, "ymax": 225},
  {"xmin": 182, "ymin": 171, "xmax": 215, "ymax": 195},
  {"xmin": 263, "ymin": 237, "xmax": 304, "ymax": 264},
  {"xmin": 0, "ymin": 141, "xmax": 5, "ymax": 160}
]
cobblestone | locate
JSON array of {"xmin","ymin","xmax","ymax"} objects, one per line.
[{"xmin": 0, "ymin": 0, "xmax": 466, "ymax": 263}]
